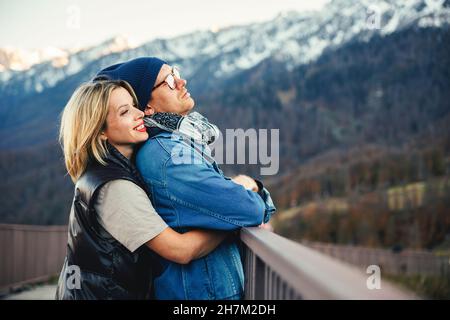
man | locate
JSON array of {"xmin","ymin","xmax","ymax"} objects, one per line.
[{"xmin": 95, "ymin": 57, "xmax": 276, "ymax": 300}]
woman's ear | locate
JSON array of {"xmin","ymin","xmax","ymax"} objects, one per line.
[
  {"xmin": 100, "ymin": 132, "xmax": 108, "ymax": 141},
  {"xmin": 144, "ymin": 104, "xmax": 155, "ymax": 116}
]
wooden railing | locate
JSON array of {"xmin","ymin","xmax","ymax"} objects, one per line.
[
  {"xmin": 1, "ymin": 223, "xmax": 418, "ymax": 299},
  {"xmin": 304, "ymin": 241, "xmax": 450, "ymax": 277},
  {"xmin": 240, "ymin": 227, "xmax": 417, "ymax": 299},
  {"xmin": 0, "ymin": 224, "xmax": 67, "ymax": 294}
]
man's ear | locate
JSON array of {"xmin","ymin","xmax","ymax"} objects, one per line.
[{"xmin": 144, "ymin": 104, "xmax": 155, "ymax": 116}]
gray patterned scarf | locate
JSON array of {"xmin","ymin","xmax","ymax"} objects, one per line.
[{"xmin": 143, "ymin": 111, "xmax": 220, "ymax": 145}]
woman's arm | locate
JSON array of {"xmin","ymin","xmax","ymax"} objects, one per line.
[
  {"xmin": 145, "ymin": 228, "xmax": 227, "ymax": 264},
  {"xmin": 94, "ymin": 180, "xmax": 227, "ymax": 265}
]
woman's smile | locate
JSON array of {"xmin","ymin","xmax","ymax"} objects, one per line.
[{"xmin": 133, "ymin": 121, "xmax": 146, "ymax": 132}]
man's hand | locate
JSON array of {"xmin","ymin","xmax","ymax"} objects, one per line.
[{"xmin": 232, "ymin": 174, "xmax": 259, "ymax": 192}]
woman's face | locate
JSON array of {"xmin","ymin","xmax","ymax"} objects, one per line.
[{"xmin": 102, "ymin": 87, "xmax": 148, "ymax": 158}]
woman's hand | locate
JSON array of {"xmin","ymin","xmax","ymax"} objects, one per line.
[
  {"xmin": 259, "ymin": 222, "xmax": 273, "ymax": 232},
  {"xmin": 232, "ymin": 174, "xmax": 259, "ymax": 192}
]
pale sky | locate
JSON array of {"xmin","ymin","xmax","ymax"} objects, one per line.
[{"xmin": 0, "ymin": 0, "xmax": 329, "ymax": 50}]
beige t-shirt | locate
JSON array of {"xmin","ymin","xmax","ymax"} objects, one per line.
[{"xmin": 94, "ymin": 179, "xmax": 168, "ymax": 253}]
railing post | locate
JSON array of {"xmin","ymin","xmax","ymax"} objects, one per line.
[{"xmin": 254, "ymin": 256, "xmax": 265, "ymax": 299}]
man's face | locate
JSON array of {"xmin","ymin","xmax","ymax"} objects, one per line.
[{"xmin": 144, "ymin": 64, "xmax": 195, "ymax": 116}]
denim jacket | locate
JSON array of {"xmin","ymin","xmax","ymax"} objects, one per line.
[{"xmin": 135, "ymin": 130, "xmax": 276, "ymax": 300}]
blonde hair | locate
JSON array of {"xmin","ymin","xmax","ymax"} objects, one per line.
[{"xmin": 59, "ymin": 80, "xmax": 138, "ymax": 182}]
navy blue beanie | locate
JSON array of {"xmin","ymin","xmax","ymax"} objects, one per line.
[{"xmin": 93, "ymin": 57, "xmax": 167, "ymax": 110}]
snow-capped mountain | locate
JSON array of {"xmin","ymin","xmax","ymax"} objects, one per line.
[
  {"xmin": 0, "ymin": 0, "xmax": 448, "ymax": 98},
  {"xmin": 0, "ymin": 35, "xmax": 135, "ymax": 91},
  {"xmin": 0, "ymin": 34, "xmax": 134, "ymax": 73},
  {"xmin": 0, "ymin": 46, "xmax": 69, "ymax": 72},
  {"xmin": 1, "ymin": 0, "xmax": 449, "ymax": 227}
]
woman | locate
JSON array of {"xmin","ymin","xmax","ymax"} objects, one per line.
[{"xmin": 56, "ymin": 80, "xmax": 225, "ymax": 300}]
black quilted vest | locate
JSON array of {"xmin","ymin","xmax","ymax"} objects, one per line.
[{"xmin": 55, "ymin": 144, "xmax": 159, "ymax": 300}]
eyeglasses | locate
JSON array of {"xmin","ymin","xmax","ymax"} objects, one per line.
[{"xmin": 152, "ymin": 66, "xmax": 181, "ymax": 91}]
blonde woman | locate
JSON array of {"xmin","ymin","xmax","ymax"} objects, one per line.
[{"xmin": 56, "ymin": 80, "xmax": 225, "ymax": 300}]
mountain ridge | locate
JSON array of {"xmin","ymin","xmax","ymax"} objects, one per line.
[
  {"xmin": 1, "ymin": 0, "xmax": 448, "ymax": 100},
  {"xmin": 0, "ymin": 0, "xmax": 449, "ymax": 225}
]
